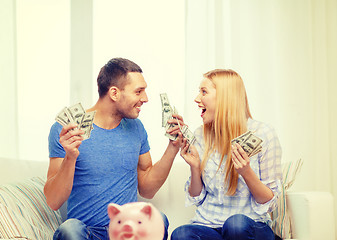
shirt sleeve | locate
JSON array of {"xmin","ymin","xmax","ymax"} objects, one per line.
[
  {"xmin": 184, "ymin": 176, "xmax": 207, "ymax": 207},
  {"xmin": 136, "ymin": 119, "xmax": 150, "ymax": 155},
  {"xmin": 48, "ymin": 122, "xmax": 66, "ymax": 158},
  {"xmin": 251, "ymin": 124, "xmax": 282, "ymax": 215}
]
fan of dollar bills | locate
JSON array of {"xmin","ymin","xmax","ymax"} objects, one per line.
[
  {"xmin": 160, "ymin": 93, "xmax": 196, "ymax": 146},
  {"xmin": 231, "ymin": 131, "xmax": 263, "ymax": 157},
  {"xmin": 55, "ymin": 103, "xmax": 96, "ymax": 140}
]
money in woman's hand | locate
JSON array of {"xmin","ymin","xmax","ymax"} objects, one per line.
[{"xmin": 231, "ymin": 131, "xmax": 263, "ymax": 157}]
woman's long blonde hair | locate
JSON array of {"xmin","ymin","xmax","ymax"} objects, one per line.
[{"xmin": 200, "ymin": 69, "xmax": 252, "ymax": 195}]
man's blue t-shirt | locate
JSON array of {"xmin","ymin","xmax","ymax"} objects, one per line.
[{"xmin": 48, "ymin": 118, "xmax": 150, "ymax": 227}]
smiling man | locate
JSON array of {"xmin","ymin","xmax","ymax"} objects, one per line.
[{"xmin": 44, "ymin": 58, "xmax": 183, "ymax": 240}]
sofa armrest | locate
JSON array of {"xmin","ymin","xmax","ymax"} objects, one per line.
[{"xmin": 286, "ymin": 191, "xmax": 336, "ymax": 240}]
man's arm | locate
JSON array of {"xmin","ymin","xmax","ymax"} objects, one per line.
[
  {"xmin": 137, "ymin": 141, "xmax": 180, "ymax": 199},
  {"xmin": 137, "ymin": 114, "xmax": 184, "ymax": 198},
  {"xmin": 44, "ymin": 124, "xmax": 83, "ymax": 210},
  {"xmin": 44, "ymin": 156, "xmax": 77, "ymax": 210}
]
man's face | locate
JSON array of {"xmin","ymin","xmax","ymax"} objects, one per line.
[{"xmin": 116, "ymin": 72, "xmax": 148, "ymax": 119}]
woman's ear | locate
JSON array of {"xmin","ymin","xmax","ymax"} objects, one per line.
[{"xmin": 109, "ymin": 86, "xmax": 120, "ymax": 101}]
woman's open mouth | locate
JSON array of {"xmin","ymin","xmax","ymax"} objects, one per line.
[{"xmin": 200, "ymin": 107, "xmax": 206, "ymax": 117}]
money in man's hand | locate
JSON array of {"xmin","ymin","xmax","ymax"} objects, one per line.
[
  {"xmin": 55, "ymin": 102, "xmax": 96, "ymax": 140},
  {"xmin": 231, "ymin": 131, "xmax": 263, "ymax": 157},
  {"xmin": 160, "ymin": 93, "xmax": 178, "ymax": 141},
  {"xmin": 160, "ymin": 93, "xmax": 196, "ymax": 151}
]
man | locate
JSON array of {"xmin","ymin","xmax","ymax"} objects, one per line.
[{"xmin": 44, "ymin": 58, "xmax": 183, "ymax": 240}]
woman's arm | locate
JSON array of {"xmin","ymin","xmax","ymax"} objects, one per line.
[
  {"xmin": 180, "ymin": 142, "xmax": 203, "ymax": 197},
  {"xmin": 231, "ymin": 142, "xmax": 274, "ymax": 204}
]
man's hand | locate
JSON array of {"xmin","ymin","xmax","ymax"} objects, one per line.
[
  {"xmin": 59, "ymin": 123, "xmax": 84, "ymax": 160},
  {"xmin": 166, "ymin": 114, "xmax": 184, "ymax": 135},
  {"xmin": 166, "ymin": 114, "xmax": 185, "ymax": 148}
]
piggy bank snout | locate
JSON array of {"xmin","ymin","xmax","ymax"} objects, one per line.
[
  {"xmin": 108, "ymin": 202, "xmax": 164, "ymax": 240},
  {"xmin": 122, "ymin": 224, "xmax": 133, "ymax": 232}
]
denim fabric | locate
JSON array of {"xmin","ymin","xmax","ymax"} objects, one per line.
[
  {"xmin": 54, "ymin": 213, "xmax": 169, "ymax": 240},
  {"xmin": 171, "ymin": 214, "xmax": 274, "ymax": 240},
  {"xmin": 53, "ymin": 219, "xmax": 108, "ymax": 240}
]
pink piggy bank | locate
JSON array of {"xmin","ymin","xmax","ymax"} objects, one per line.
[{"xmin": 107, "ymin": 202, "xmax": 164, "ymax": 240}]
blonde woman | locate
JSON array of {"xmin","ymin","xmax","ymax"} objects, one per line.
[{"xmin": 171, "ymin": 69, "xmax": 282, "ymax": 240}]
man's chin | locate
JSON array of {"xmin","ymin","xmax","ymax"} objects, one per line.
[{"xmin": 124, "ymin": 113, "xmax": 139, "ymax": 119}]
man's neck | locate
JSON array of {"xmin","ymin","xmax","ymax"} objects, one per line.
[{"xmin": 87, "ymin": 99, "xmax": 122, "ymax": 130}]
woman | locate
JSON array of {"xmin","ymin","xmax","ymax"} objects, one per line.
[{"xmin": 171, "ymin": 69, "xmax": 282, "ymax": 240}]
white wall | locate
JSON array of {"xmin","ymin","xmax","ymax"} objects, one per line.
[
  {"xmin": 0, "ymin": 0, "xmax": 18, "ymax": 159},
  {"xmin": 0, "ymin": 0, "xmax": 70, "ymax": 161},
  {"xmin": 326, "ymin": 0, "xmax": 337, "ymax": 235},
  {"xmin": 15, "ymin": 0, "xmax": 70, "ymax": 161}
]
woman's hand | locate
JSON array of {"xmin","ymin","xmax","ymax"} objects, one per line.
[
  {"xmin": 180, "ymin": 139, "xmax": 200, "ymax": 170},
  {"xmin": 231, "ymin": 142, "xmax": 251, "ymax": 176}
]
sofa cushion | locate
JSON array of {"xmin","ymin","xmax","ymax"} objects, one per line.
[
  {"xmin": 0, "ymin": 177, "xmax": 62, "ymax": 240},
  {"xmin": 271, "ymin": 158, "xmax": 303, "ymax": 239}
]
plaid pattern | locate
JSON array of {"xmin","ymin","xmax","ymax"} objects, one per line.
[
  {"xmin": 0, "ymin": 177, "xmax": 62, "ymax": 239},
  {"xmin": 185, "ymin": 118, "xmax": 282, "ymax": 228}
]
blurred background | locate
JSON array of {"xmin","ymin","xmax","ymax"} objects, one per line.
[{"xmin": 1, "ymin": 0, "xmax": 337, "ymax": 233}]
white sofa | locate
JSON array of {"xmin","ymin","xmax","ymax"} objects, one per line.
[{"xmin": 0, "ymin": 157, "xmax": 335, "ymax": 240}]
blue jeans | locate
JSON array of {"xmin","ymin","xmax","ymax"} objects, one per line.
[
  {"xmin": 171, "ymin": 214, "xmax": 274, "ymax": 240},
  {"xmin": 54, "ymin": 213, "xmax": 169, "ymax": 240}
]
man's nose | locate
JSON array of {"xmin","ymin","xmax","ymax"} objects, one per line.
[{"xmin": 141, "ymin": 92, "xmax": 148, "ymax": 103}]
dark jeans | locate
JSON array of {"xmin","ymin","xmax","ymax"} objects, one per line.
[
  {"xmin": 54, "ymin": 213, "xmax": 169, "ymax": 240},
  {"xmin": 171, "ymin": 214, "xmax": 274, "ymax": 240}
]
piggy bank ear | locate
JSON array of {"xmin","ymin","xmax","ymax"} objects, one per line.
[
  {"xmin": 141, "ymin": 204, "xmax": 152, "ymax": 219},
  {"xmin": 108, "ymin": 203, "xmax": 121, "ymax": 219}
]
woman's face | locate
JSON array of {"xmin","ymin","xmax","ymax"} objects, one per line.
[{"xmin": 194, "ymin": 78, "xmax": 217, "ymax": 124}]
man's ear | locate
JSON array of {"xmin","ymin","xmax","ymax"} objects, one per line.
[{"xmin": 109, "ymin": 86, "xmax": 120, "ymax": 101}]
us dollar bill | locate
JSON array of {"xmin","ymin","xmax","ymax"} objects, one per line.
[
  {"xmin": 55, "ymin": 103, "xmax": 95, "ymax": 140},
  {"xmin": 160, "ymin": 93, "xmax": 172, "ymax": 127},
  {"xmin": 161, "ymin": 93, "xmax": 179, "ymax": 140},
  {"xmin": 231, "ymin": 131, "xmax": 252, "ymax": 146},
  {"xmin": 79, "ymin": 111, "xmax": 96, "ymax": 140},
  {"xmin": 181, "ymin": 125, "xmax": 196, "ymax": 146},
  {"xmin": 164, "ymin": 106, "xmax": 179, "ymax": 141},
  {"xmin": 231, "ymin": 131, "xmax": 263, "ymax": 157},
  {"xmin": 181, "ymin": 124, "xmax": 196, "ymax": 152},
  {"xmin": 68, "ymin": 102, "xmax": 86, "ymax": 127},
  {"xmin": 55, "ymin": 107, "xmax": 74, "ymax": 126},
  {"xmin": 249, "ymin": 145, "xmax": 262, "ymax": 157}
]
